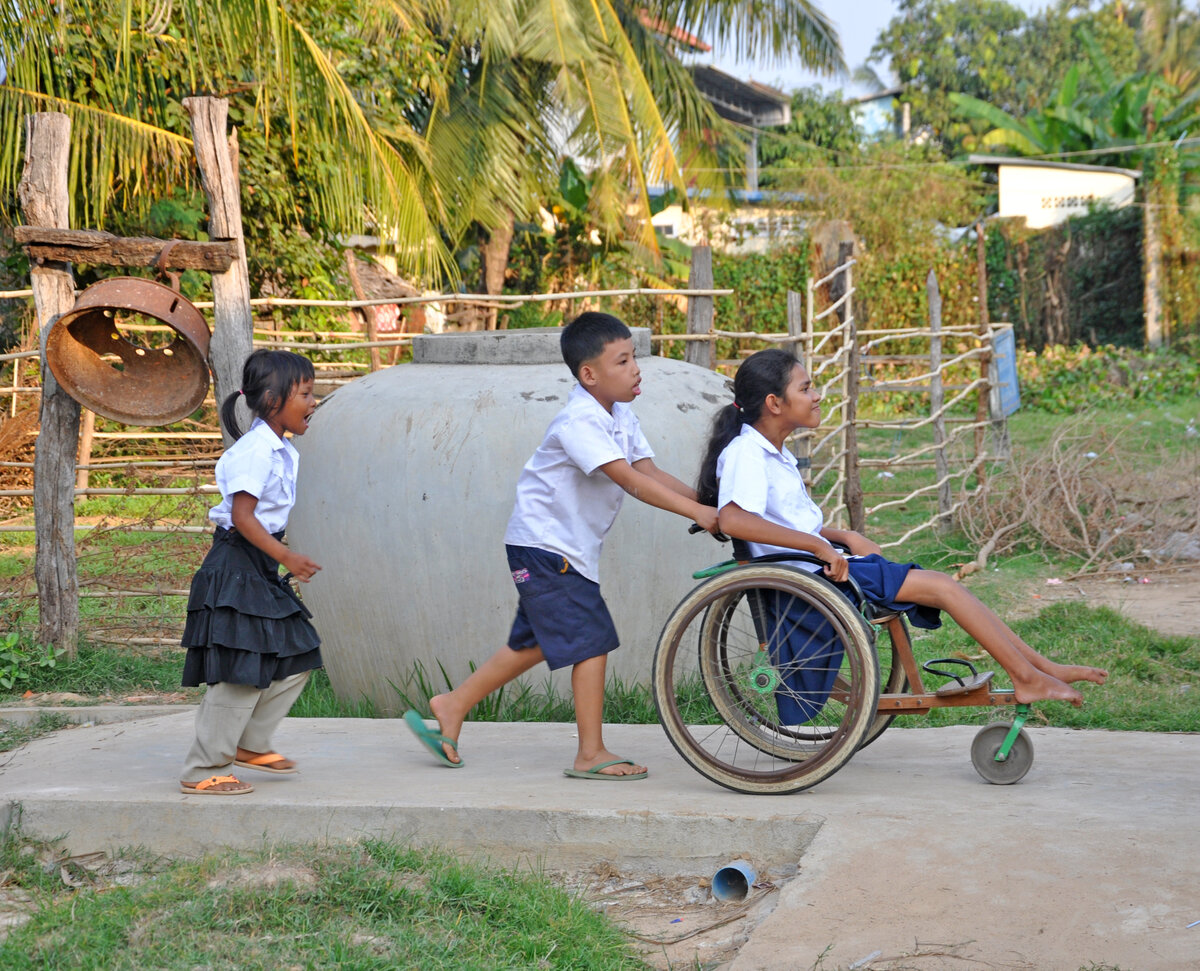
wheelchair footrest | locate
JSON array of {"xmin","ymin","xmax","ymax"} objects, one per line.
[{"xmin": 935, "ymin": 670, "xmax": 995, "ymax": 697}]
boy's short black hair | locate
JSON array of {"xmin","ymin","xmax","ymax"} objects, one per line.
[{"xmin": 561, "ymin": 312, "xmax": 632, "ymax": 378}]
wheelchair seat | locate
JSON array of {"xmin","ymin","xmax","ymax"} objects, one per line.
[{"xmin": 730, "ymin": 539, "xmax": 902, "ymax": 625}]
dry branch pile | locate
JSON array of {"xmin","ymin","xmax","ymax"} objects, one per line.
[{"xmin": 956, "ymin": 415, "xmax": 1200, "ymax": 576}]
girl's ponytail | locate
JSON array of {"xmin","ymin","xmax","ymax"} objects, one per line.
[
  {"xmin": 697, "ymin": 404, "xmax": 744, "ymax": 506},
  {"xmin": 219, "ymin": 389, "xmax": 246, "ymax": 441},
  {"xmin": 696, "ymin": 348, "xmax": 800, "ymax": 506}
]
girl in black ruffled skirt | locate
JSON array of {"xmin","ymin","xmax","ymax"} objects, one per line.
[{"xmin": 179, "ymin": 350, "xmax": 323, "ymax": 795}]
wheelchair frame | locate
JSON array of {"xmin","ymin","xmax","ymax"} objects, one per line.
[{"xmin": 651, "ymin": 550, "xmax": 1035, "ymax": 795}]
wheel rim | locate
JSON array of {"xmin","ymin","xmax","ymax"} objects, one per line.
[{"xmin": 971, "ymin": 723, "xmax": 1034, "ymax": 785}]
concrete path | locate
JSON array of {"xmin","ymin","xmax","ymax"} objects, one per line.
[{"xmin": 2, "ymin": 709, "xmax": 1197, "ymax": 969}]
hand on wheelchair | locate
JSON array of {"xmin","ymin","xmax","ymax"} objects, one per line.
[
  {"xmin": 688, "ymin": 522, "xmax": 731, "ymax": 544},
  {"xmin": 818, "ymin": 543, "xmax": 849, "ymax": 583}
]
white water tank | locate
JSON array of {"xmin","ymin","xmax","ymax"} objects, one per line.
[{"xmin": 289, "ymin": 328, "xmax": 729, "ymax": 713}]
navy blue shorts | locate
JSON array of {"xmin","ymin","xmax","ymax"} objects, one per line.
[
  {"xmin": 505, "ymin": 545, "xmax": 620, "ymax": 671},
  {"xmin": 839, "ymin": 554, "xmax": 942, "ymax": 631}
]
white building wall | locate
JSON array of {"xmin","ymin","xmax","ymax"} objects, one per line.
[{"xmin": 998, "ymin": 165, "xmax": 1136, "ymax": 229}]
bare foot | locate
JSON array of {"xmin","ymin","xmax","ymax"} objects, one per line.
[
  {"xmin": 1040, "ymin": 661, "xmax": 1108, "ymax": 686},
  {"xmin": 1013, "ymin": 669, "xmax": 1084, "ymax": 707},
  {"xmin": 574, "ymin": 749, "xmax": 647, "ymax": 777},
  {"xmin": 428, "ymin": 693, "xmax": 465, "ymax": 765}
]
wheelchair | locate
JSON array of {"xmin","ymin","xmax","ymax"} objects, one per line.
[{"xmin": 651, "ymin": 538, "xmax": 1035, "ymax": 795}]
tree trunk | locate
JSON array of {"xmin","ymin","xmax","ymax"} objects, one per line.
[
  {"xmin": 480, "ymin": 211, "xmax": 515, "ymax": 329},
  {"xmin": 1143, "ymin": 183, "xmax": 1164, "ymax": 350},
  {"xmin": 184, "ymin": 97, "xmax": 254, "ymax": 443},
  {"xmin": 19, "ymin": 113, "xmax": 80, "ymax": 654}
]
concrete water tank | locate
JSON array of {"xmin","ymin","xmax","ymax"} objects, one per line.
[{"xmin": 289, "ymin": 327, "xmax": 729, "ymax": 714}]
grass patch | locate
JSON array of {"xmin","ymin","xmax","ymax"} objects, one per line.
[
  {"xmin": 0, "ymin": 833, "xmax": 648, "ymax": 970},
  {"xmin": 0, "ymin": 711, "xmax": 72, "ymax": 752},
  {"xmin": 0, "ymin": 648, "xmax": 378, "ymax": 719},
  {"xmin": 910, "ymin": 602, "xmax": 1200, "ymax": 731},
  {"xmin": 394, "ymin": 604, "xmax": 1198, "ymax": 734},
  {"xmin": 2, "ymin": 645, "xmax": 191, "ymax": 700},
  {"xmin": 8, "ymin": 604, "xmax": 1192, "ymax": 736}
]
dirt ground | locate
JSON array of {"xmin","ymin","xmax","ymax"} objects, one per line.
[{"xmin": 1027, "ymin": 564, "xmax": 1200, "ymax": 638}]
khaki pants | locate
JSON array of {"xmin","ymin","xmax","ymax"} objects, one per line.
[{"xmin": 180, "ymin": 672, "xmax": 310, "ymax": 782}]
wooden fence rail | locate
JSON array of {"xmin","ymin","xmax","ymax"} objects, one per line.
[{"xmin": 3, "ymin": 254, "xmax": 1010, "ymax": 641}]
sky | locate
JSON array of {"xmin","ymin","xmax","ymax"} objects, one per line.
[{"xmin": 694, "ymin": 0, "xmax": 1049, "ymax": 98}]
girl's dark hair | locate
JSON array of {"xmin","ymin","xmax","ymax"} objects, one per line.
[
  {"xmin": 696, "ymin": 349, "xmax": 799, "ymax": 505},
  {"xmin": 219, "ymin": 349, "xmax": 315, "ymax": 440}
]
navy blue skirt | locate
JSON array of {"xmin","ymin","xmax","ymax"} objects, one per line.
[
  {"xmin": 181, "ymin": 528, "xmax": 322, "ymax": 689},
  {"xmin": 759, "ymin": 554, "xmax": 941, "ymax": 724}
]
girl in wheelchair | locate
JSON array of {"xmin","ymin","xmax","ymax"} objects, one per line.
[{"xmin": 697, "ymin": 348, "xmax": 1107, "ymax": 708}]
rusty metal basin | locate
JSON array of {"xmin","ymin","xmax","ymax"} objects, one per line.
[{"xmin": 45, "ymin": 277, "xmax": 211, "ymax": 425}]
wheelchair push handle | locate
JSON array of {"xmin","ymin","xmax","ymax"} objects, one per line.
[{"xmin": 688, "ymin": 522, "xmax": 731, "ymax": 544}]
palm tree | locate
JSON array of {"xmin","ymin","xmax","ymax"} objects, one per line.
[
  {"xmin": 1, "ymin": 0, "xmax": 452, "ymax": 281},
  {"xmin": 2, "ymin": 0, "xmax": 844, "ymax": 292},
  {"xmin": 424, "ymin": 0, "xmax": 844, "ymax": 304}
]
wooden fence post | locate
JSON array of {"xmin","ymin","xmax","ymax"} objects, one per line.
[
  {"xmin": 19, "ymin": 112, "xmax": 80, "ymax": 654},
  {"xmin": 927, "ymin": 269, "xmax": 952, "ymax": 528},
  {"xmin": 786, "ymin": 289, "xmax": 811, "ymax": 483},
  {"xmin": 842, "ymin": 261, "xmax": 864, "ymax": 533},
  {"xmin": 184, "ymin": 97, "xmax": 254, "ymax": 445},
  {"xmin": 684, "ymin": 246, "xmax": 714, "ymax": 370},
  {"xmin": 76, "ymin": 409, "xmax": 94, "ymax": 490},
  {"xmin": 974, "ymin": 221, "xmax": 992, "ymax": 482}
]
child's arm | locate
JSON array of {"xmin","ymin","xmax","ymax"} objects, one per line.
[
  {"xmin": 230, "ymin": 492, "xmax": 323, "ymax": 582},
  {"xmin": 820, "ymin": 527, "xmax": 882, "ymax": 557},
  {"xmin": 631, "ymin": 458, "xmax": 698, "ymax": 501},
  {"xmin": 718, "ymin": 502, "xmax": 849, "ymax": 581},
  {"xmin": 598, "ymin": 459, "xmax": 719, "ymax": 533}
]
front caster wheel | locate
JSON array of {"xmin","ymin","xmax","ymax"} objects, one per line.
[{"xmin": 971, "ymin": 722, "xmax": 1034, "ymax": 785}]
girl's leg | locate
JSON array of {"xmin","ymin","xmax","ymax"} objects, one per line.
[
  {"xmin": 896, "ymin": 571, "xmax": 1100, "ymax": 706},
  {"xmin": 571, "ymin": 653, "xmax": 645, "ymax": 776},
  {"xmin": 428, "ymin": 645, "xmax": 545, "ymax": 764},
  {"xmin": 236, "ymin": 671, "xmax": 311, "ymax": 770},
  {"xmin": 181, "ymin": 681, "xmax": 262, "ymax": 789}
]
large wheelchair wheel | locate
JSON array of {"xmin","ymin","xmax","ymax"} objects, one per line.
[{"xmin": 652, "ymin": 564, "xmax": 880, "ymax": 794}]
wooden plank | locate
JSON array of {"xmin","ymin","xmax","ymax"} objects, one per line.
[
  {"xmin": 184, "ymin": 97, "xmax": 254, "ymax": 445},
  {"xmin": 927, "ymin": 269, "xmax": 952, "ymax": 527},
  {"xmin": 13, "ymin": 226, "xmax": 236, "ymax": 271},
  {"xmin": 684, "ymin": 246, "xmax": 714, "ymax": 370},
  {"xmin": 19, "ymin": 111, "xmax": 80, "ymax": 654}
]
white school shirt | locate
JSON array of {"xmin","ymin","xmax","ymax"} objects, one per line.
[
  {"xmin": 208, "ymin": 417, "xmax": 300, "ymax": 534},
  {"xmin": 716, "ymin": 423, "xmax": 824, "ymax": 569},
  {"xmin": 504, "ymin": 383, "xmax": 654, "ymax": 583}
]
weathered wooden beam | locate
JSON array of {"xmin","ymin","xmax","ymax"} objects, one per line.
[
  {"xmin": 13, "ymin": 226, "xmax": 236, "ymax": 271},
  {"xmin": 185, "ymin": 96, "xmax": 254, "ymax": 444},
  {"xmin": 18, "ymin": 113, "xmax": 80, "ymax": 655}
]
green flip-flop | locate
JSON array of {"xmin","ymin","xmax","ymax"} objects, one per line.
[
  {"xmin": 403, "ymin": 709, "xmax": 464, "ymax": 768},
  {"xmin": 563, "ymin": 758, "xmax": 647, "ymax": 781}
]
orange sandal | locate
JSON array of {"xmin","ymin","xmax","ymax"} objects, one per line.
[
  {"xmin": 180, "ymin": 774, "xmax": 254, "ymax": 795},
  {"xmin": 235, "ymin": 751, "xmax": 298, "ymax": 774}
]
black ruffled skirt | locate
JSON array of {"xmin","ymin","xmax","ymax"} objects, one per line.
[{"xmin": 181, "ymin": 528, "xmax": 322, "ymax": 689}]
